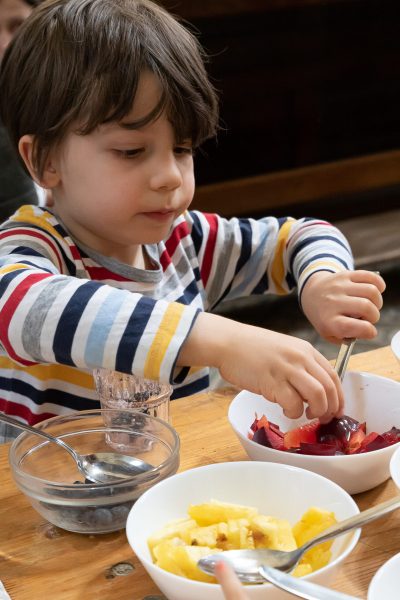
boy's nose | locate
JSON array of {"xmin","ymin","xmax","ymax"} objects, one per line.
[{"xmin": 150, "ymin": 156, "xmax": 183, "ymax": 191}]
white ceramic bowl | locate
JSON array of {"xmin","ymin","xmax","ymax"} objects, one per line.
[
  {"xmin": 389, "ymin": 443, "xmax": 400, "ymax": 489},
  {"xmin": 126, "ymin": 461, "xmax": 360, "ymax": 600},
  {"xmin": 391, "ymin": 330, "xmax": 400, "ymax": 363},
  {"xmin": 368, "ymin": 552, "xmax": 400, "ymax": 599},
  {"xmin": 229, "ymin": 371, "xmax": 400, "ymax": 495}
]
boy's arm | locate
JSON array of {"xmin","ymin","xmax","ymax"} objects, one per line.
[
  {"xmin": 188, "ymin": 212, "xmax": 354, "ymax": 308},
  {"xmin": 177, "ymin": 311, "xmax": 343, "ymax": 422}
]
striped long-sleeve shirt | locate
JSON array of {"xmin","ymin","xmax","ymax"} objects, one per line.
[{"xmin": 0, "ymin": 205, "xmax": 353, "ymax": 425}]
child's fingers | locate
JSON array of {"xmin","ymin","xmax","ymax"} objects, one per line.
[
  {"xmin": 347, "ymin": 282, "xmax": 384, "ymax": 310},
  {"xmin": 215, "ymin": 561, "xmax": 249, "ymax": 600},
  {"xmin": 350, "ymin": 270, "xmax": 386, "ymax": 293},
  {"xmin": 271, "ymin": 382, "xmax": 306, "ymax": 419},
  {"xmin": 287, "ymin": 364, "xmax": 342, "ymax": 421}
]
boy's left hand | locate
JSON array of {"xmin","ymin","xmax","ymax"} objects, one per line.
[{"xmin": 301, "ymin": 270, "xmax": 386, "ymax": 344}]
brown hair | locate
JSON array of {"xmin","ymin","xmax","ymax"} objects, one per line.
[{"xmin": 0, "ymin": 0, "xmax": 219, "ymax": 178}]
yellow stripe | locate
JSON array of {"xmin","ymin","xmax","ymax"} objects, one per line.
[
  {"xmin": 0, "ymin": 263, "xmax": 30, "ymax": 274},
  {"xmin": 270, "ymin": 219, "xmax": 295, "ymax": 295},
  {"xmin": 0, "ymin": 357, "xmax": 95, "ymax": 388},
  {"xmin": 12, "ymin": 205, "xmax": 65, "ymax": 242},
  {"xmin": 301, "ymin": 260, "xmax": 345, "ymax": 279},
  {"xmin": 144, "ymin": 303, "xmax": 185, "ymax": 380}
]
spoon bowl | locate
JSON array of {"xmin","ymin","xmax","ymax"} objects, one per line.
[
  {"xmin": 0, "ymin": 412, "xmax": 155, "ymax": 483},
  {"xmin": 198, "ymin": 495, "xmax": 400, "ymax": 580}
]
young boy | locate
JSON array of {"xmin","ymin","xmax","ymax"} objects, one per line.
[{"xmin": 0, "ymin": 0, "xmax": 384, "ymax": 430}]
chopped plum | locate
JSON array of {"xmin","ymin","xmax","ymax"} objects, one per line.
[
  {"xmin": 283, "ymin": 420, "xmax": 319, "ymax": 450},
  {"xmin": 249, "ymin": 413, "xmax": 400, "ymax": 456}
]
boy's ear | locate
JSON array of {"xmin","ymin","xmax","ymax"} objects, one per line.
[{"xmin": 18, "ymin": 135, "xmax": 60, "ymax": 188}]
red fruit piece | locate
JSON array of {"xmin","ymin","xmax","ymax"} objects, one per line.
[
  {"xmin": 250, "ymin": 414, "xmax": 269, "ymax": 432},
  {"xmin": 252, "ymin": 425, "xmax": 285, "ymax": 451},
  {"xmin": 347, "ymin": 428, "xmax": 367, "ymax": 454},
  {"xmin": 283, "ymin": 420, "xmax": 319, "ymax": 450},
  {"xmin": 298, "ymin": 442, "xmax": 339, "ymax": 456},
  {"xmin": 317, "ymin": 416, "xmax": 361, "ymax": 450}
]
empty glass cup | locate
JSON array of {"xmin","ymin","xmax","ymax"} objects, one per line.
[{"xmin": 93, "ymin": 369, "xmax": 173, "ymax": 452}]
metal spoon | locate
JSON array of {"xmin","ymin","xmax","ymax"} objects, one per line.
[
  {"xmin": 0, "ymin": 412, "xmax": 154, "ymax": 484},
  {"xmin": 198, "ymin": 495, "xmax": 400, "ymax": 581},
  {"xmin": 335, "ymin": 338, "xmax": 356, "ymax": 381},
  {"xmin": 258, "ymin": 565, "xmax": 360, "ymax": 599}
]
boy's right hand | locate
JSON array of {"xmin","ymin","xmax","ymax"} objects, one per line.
[{"xmin": 178, "ymin": 313, "xmax": 343, "ymax": 423}]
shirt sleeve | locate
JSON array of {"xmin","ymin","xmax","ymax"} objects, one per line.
[
  {"xmin": 0, "ymin": 227, "xmax": 200, "ymax": 384},
  {"xmin": 187, "ymin": 211, "xmax": 354, "ymax": 309}
]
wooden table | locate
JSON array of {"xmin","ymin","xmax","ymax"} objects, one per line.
[{"xmin": 1, "ymin": 346, "xmax": 399, "ymax": 600}]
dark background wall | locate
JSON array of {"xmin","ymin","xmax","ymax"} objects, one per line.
[{"xmin": 159, "ymin": 0, "xmax": 400, "ymax": 219}]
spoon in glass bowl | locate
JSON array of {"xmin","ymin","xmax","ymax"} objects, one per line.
[
  {"xmin": 198, "ymin": 495, "xmax": 400, "ymax": 581},
  {"xmin": 0, "ymin": 412, "xmax": 154, "ymax": 484}
]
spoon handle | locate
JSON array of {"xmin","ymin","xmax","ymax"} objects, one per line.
[
  {"xmin": 259, "ymin": 565, "xmax": 361, "ymax": 600},
  {"xmin": 302, "ymin": 495, "xmax": 400, "ymax": 554},
  {"xmin": 0, "ymin": 412, "xmax": 79, "ymax": 462},
  {"xmin": 334, "ymin": 338, "xmax": 356, "ymax": 381}
]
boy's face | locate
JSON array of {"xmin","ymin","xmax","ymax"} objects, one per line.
[
  {"xmin": 48, "ymin": 71, "xmax": 195, "ymax": 265},
  {"xmin": 0, "ymin": 0, "xmax": 32, "ymax": 60}
]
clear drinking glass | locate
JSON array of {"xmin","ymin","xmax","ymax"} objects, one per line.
[{"xmin": 93, "ymin": 369, "xmax": 173, "ymax": 451}]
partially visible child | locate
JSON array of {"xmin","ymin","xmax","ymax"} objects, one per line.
[
  {"xmin": 0, "ymin": 0, "xmax": 42, "ymax": 222},
  {"xmin": 0, "ymin": 0, "xmax": 385, "ymax": 430},
  {"xmin": 215, "ymin": 561, "xmax": 249, "ymax": 600}
]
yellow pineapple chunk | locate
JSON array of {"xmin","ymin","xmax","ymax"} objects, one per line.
[
  {"xmin": 148, "ymin": 517, "xmax": 197, "ymax": 558},
  {"xmin": 188, "ymin": 499, "xmax": 258, "ymax": 526},
  {"xmin": 292, "ymin": 507, "xmax": 337, "ymax": 572},
  {"xmin": 250, "ymin": 515, "xmax": 297, "ymax": 551},
  {"xmin": 291, "ymin": 562, "xmax": 313, "ymax": 577},
  {"xmin": 154, "ymin": 539, "xmax": 217, "ymax": 583},
  {"xmin": 216, "ymin": 518, "xmax": 254, "ymax": 550}
]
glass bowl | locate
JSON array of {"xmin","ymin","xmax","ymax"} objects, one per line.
[{"xmin": 9, "ymin": 409, "xmax": 180, "ymax": 534}]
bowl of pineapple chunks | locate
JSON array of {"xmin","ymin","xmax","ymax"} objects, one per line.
[
  {"xmin": 126, "ymin": 461, "xmax": 360, "ymax": 600},
  {"xmin": 229, "ymin": 371, "xmax": 400, "ymax": 495}
]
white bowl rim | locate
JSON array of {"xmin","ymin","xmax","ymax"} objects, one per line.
[
  {"xmin": 126, "ymin": 460, "xmax": 361, "ymax": 590},
  {"xmin": 368, "ymin": 550, "xmax": 400, "ymax": 597},
  {"xmin": 229, "ymin": 371, "xmax": 400, "ymax": 461},
  {"xmin": 391, "ymin": 330, "xmax": 400, "ymax": 358}
]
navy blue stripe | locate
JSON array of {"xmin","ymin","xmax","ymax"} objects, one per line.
[
  {"xmin": 53, "ymin": 281, "xmax": 102, "ymax": 365},
  {"xmin": 0, "ymin": 268, "xmax": 26, "ymax": 298},
  {"xmin": 289, "ymin": 235, "xmax": 349, "ymax": 274},
  {"xmin": 252, "ymin": 274, "xmax": 269, "ymax": 294},
  {"xmin": 11, "ymin": 247, "xmax": 47, "ymax": 258},
  {"xmin": 189, "ymin": 211, "xmax": 203, "ymax": 256},
  {"xmin": 235, "ymin": 220, "xmax": 252, "ymax": 274},
  {"xmin": 0, "ymin": 376, "xmax": 98, "ymax": 410},
  {"xmin": 171, "ymin": 374, "xmax": 209, "ymax": 399},
  {"xmin": 115, "ymin": 295, "xmax": 156, "ymax": 373},
  {"xmin": 176, "ymin": 279, "xmax": 199, "ymax": 304}
]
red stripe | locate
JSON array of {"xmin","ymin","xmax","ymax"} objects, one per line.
[
  {"xmin": 159, "ymin": 249, "xmax": 171, "ymax": 272},
  {"xmin": 0, "ymin": 398, "xmax": 55, "ymax": 425},
  {"xmin": 0, "ymin": 272, "xmax": 50, "ymax": 365},
  {"xmin": 0, "ymin": 228, "xmax": 64, "ymax": 272},
  {"xmin": 165, "ymin": 221, "xmax": 190, "ymax": 258},
  {"xmin": 200, "ymin": 213, "xmax": 218, "ymax": 287},
  {"xmin": 85, "ymin": 266, "xmax": 130, "ymax": 282},
  {"xmin": 70, "ymin": 245, "xmax": 82, "ymax": 260}
]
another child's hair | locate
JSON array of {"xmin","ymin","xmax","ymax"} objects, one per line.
[{"xmin": 0, "ymin": 0, "xmax": 219, "ymax": 179}]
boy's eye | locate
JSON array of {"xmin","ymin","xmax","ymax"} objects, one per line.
[
  {"xmin": 174, "ymin": 146, "xmax": 194, "ymax": 156},
  {"xmin": 115, "ymin": 148, "xmax": 143, "ymax": 158}
]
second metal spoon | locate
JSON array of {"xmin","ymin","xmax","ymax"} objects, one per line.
[
  {"xmin": 335, "ymin": 338, "xmax": 356, "ymax": 381},
  {"xmin": 0, "ymin": 412, "xmax": 154, "ymax": 484},
  {"xmin": 198, "ymin": 495, "xmax": 400, "ymax": 581}
]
